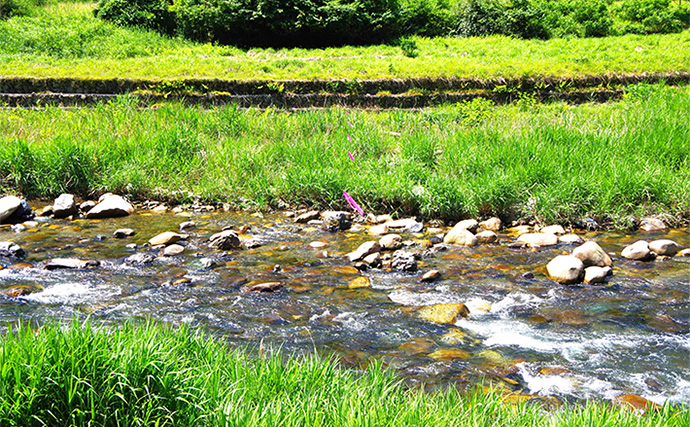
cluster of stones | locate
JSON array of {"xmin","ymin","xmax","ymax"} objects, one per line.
[{"xmin": 544, "ymin": 217, "xmax": 686, "ymax": 285}]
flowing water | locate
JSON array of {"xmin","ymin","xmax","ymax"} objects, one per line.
[{"xmin": 1, "ymin": 207, "xmax": 688, "ymax": 405}]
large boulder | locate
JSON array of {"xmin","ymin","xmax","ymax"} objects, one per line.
[
  {"xmin": 0, "ymin": 195, "xmax": 22, "ymax": 223},
  {"xmin": 3, "ymin": 199, "xmax": 34, "ymax": 224},
  {"xmin": 85, "ymin": 194, "xmax": 134, "ymax": 219},
  {"xmin": 517, "ymin": 233, "xmax": 558, "ymax": 248},
  {"xmin": 572, "ymin": 241, "xmax": 612, "ymax": 267},
  {"xmin": 0, "ymin": 242, "xmax": 25, "ymax": 258},
  {"xmin": 53, "ymin": 194, "xmax": 78, "ymax": 219},
  {"xmin": 546, "ymin": 255, "xmax": 585, "ymax": 284},
  {"xmin": 209, "ymin": 230, "xmax": 241, "ymax": 250},
  {"xmin": 475, "ymin": 230, "xmax": 498, "ymax": 244},
  {"xmin": 452, "ymin": 219, "xmax": 479, "ymax": 234},
  {"xmin": 622, "ymin": 241, "xmax": 655, "ymax": 261},
  {"xmin": 346, "ymin": 241, "xmax": 381, "ymax": 262},
  {"xmin": 649, "ymin": 239, "xmax": 681, "ymax": 257},
  {"xmin": 443, "ymin": 227, "xmax": 477, "ymax": 246}
]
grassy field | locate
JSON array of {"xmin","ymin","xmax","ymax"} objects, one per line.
[
  {"xmin": 0, "ymin": 84, "xmax": 688, "ymax": 226},
  {"xmin": 0, "ymin": 3, "xmax": 689, "ymax": 82},
  {"xmin": 0, "ymin": 320, "xmax": 687, "ymax": 426}
]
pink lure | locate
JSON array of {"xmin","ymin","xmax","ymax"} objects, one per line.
[
  {"xmin": 347, "ymin": 150, "xmax": 355, "ymax": 161},
  {"xmin": 343, "ymin": 190, "xmax": 364, "ymax": 216}
]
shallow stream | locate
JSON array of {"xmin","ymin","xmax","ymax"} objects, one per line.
[{"xmin": 1, "ymin": 207, "xmax": 688, "ymax": 405}]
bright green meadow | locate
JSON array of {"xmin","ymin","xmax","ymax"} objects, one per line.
[
  {"xmin": 0, "ymin": 3, "xmax": 689, "ymax": 81},
  {"xmin": 0, "ymin": 320, "xmax": 687, "ymax": 426},
  {"xmin": 0, "ymin": 84, "xmax": 688, "ymax": 226}
]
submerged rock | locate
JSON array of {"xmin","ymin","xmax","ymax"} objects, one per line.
[
  {"xmin": 572, "ymin": 241, "xmax": 612, "ymax": 267},
  {"xmin": 546, "ymin": 255, "xmax": 584, "ymax": 284},
  {"xmin": 45, "ymin": 258, "xmax": 100, "ymax": 270},
  {"xmin": 85, "ymin": 194, "xmax": 134, "ymax": 219},
  {"xmin": 209, "ymin": 230, "xmax": 241, "ymax": 250},
  {"xmin": 149, "ymin": 232, "xmax": 187, "ymax": 246},
  {"xmin": 52, "ymin": 194, "xmax": 78, "ymax": 219},
  {"xmin": 649, "ymin": 239, "xmax": 681, "ymax": 257},
  {"xmin": 622, "ymin": 241, "xmax": 655, "ymax": 261},
  {"xmin": 348, "ymin": 276, "xmax": 371, "ymax": 289},
  {"xmin": 0, "ymin": 242, "xmax": 25, "ymax": 258},
  {"xmin": 418, "ymin": 303, "xmax": 470, "ymax": 324}
]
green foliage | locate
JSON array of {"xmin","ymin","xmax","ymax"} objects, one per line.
[
  {"xmin": 612, "ymin": 0, "xmax": 686, "ymax": 34},
  {"xmin": 1, "ymin": 85, "xmax": 689, "ymax": 224},
  {"xmin": 94, "ymin": 0, "xmax": 176, "ymax": 35},
  {"xmin": 456, "ymin": 0, "xmax": 549, "ymax": 39},
  {"xmin": 0, "ymin": 0, "xmax": 47, "ymax": 19}
]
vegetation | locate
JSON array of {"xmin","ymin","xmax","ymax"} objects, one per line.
[
  {"xmin": 0, "ymin": 84, "xmax": 687, "ymax": 226},
  {"xmin": 1, "ymin": 3, "xmax": 688, "ymax": 81},
  {"xmin": 0, "ymin": 320, "xmax": 687, "ymax": 426},
  {"xmin": 91, "ymin": 0, "xmax": 690, "ymax": 47}
]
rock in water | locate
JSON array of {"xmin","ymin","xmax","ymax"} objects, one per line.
[
  {"xmin": 45, "ymin": 258, "xmax": 100, "ymax": 270},
  {"xmin": 546, "ymin": 255, "xmax": 584, "ymax": 284},
  {"xmin": 475, "ymin": 230, "xmax": 498, "ymax": 244},
  {"xmin": 559, "ymin": 234, "xmax": 584, "ymax": 245},
  {"xmin": 321, "ymin": 211, "xmax": 351, "ymax": 232},
  {"xmin": 622, "ymin": 241, "xmax": 655, "ymax": 261},
  {"xmin": 0, "ymin": 242, "xmax": 25, "ymax": 258},
  {"xmin": 85, "ymin": 194, "xmax": 134, "ymax": 219},
  {"xmin": 346, "ymin": 241, "xmax": 381, "ymax": 262},
  {"xmin": 379, "ymin": 234, "xmax": 403, "ymax": 250},
  {"xmin": 443, "ymin": 227, "xmax": 477, "ymax": 246},
  {"xmin": 148, "ymin": 232, "xmax": 187, "ymax": 246},
  {"xmin": 4, "ymin": 199, "xmax": 34, "ymax": 224},
  {"xmin": 163, "ymin": 244, "xmax": 185, "ymax": 256},
  {"xmin": 453, "ymin": 219, "xmax": 479, "ymax": 233},
  {"xmin": 479, "ymin": 217, "xmax": 502, "ymax": 231},
  {"xmin": 209, "ymin": 230, "xmax": 241, "ymax": 250},
  {"xmin": 113, "ymin": 228, "xmax": 136, "ymax": 238},
  {"xmin": 53, "ymin": 194, "xmax": 78, "ymax": 219},
  {"xmin": 584, "ymin": 266, "xmax": 609, "ymax": 284},
  {"xmin": 572, "ymin": 241, "xmax": 612, "ymax": 267},
  {"xmin": 391, "ymin": 250, "xmax": 417, "ymax": 272},
  {"xmin": 125, "ymin": 253, "xmax": 155, "ymax": 265},
  {"xmin": 540, "ymin": 224, "xmax": 566, "ymax": 235},
  {"xmin": 639, "ymin": 218, "xmax": 667, "ymax": 232},
  {"xmin": 419, "ymin": 303, "xmax": 470, "ymax": 324},
  {"xmin": 517, "ymin": 233, "xmax": 558, "ymax": 247},
  {"xmin": 0, "ymin": 195, "xmax": 22, "ymax": 223},
  {"xmin": 649, "ymin": 239, "xmax": 681, "ymax": 256},
  {"xmin": 421, "ymin": 270, "xmax": 442, "ymax": 282},
  {"xmin": 384, "ymin": 218, "xmax": 424, "ymax": 233},
  {"xmin": 294, "ymin": 210, "xmax": 320, "ymax": 223}
]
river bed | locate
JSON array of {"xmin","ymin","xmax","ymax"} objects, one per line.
[{"xmin": 1, "ymin": 207, "xmax": 688, "ymax": 405}]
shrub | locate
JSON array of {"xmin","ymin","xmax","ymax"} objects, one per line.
[
  {"xmin": 537, "ymin": 0, "xmax": 612, "ymax": 37},
  {"xmin": 0, "ymin": 0, "xmax": 46, "ymax": 19},
  {"xmin": 611, "ymin": 0, "xmax": 685, "ymax": 34},
  {"xmin": 399, "ymin": 0, "xmax": 458, "ymax": 37},
  {"xmin": 94, "ymin": 0, "xmax": 177, "ymax": 35},
  {"xmin": 456, "ymin": 0, "xmax": 547, "ymax": 39}
]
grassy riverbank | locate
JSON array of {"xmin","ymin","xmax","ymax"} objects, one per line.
[
  {"xmin": 0, "ymin": 3, "xmax": 689, "ymax": 81},
  {"xmin": 0, "ymin": 320, "xmax": 686, "ymax": 426},
  {"xmin": 1, "ymin": 84, "xmax": 689, "ymax": 226}
]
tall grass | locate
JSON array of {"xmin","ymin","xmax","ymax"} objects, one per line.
[
  {"xmin": 0, "ymin": 3, "xmax": 688, "ymax": 80},
  {"xmin": 1, "ymin": 84, "xmax": 689, "ymax": 225},
  {"xmin": 0, "ymin": 320, "xmax": 687, "ymax": 426}
]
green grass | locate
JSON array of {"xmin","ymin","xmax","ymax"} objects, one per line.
[
  {"xmin": 1, "ymin": 84, "xmax": 688, "ymax": 226},
  {"xmin": 0, "ymin": 320, "xmax": 687, "ymax": 426},
  {"xmin": 0, "ymin": 3, "xmax": 689, "ymax": 81}
]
